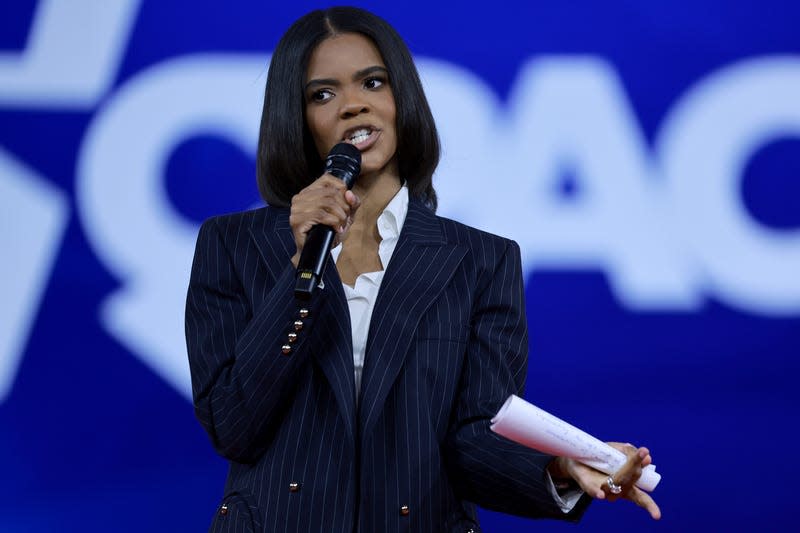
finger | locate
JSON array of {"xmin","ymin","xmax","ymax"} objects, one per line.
[
  {"xmin": 294, "ymin": 188, "xmax": 352, "ymax": 220},
  {"xmin": 295, "ymin": 176, "xmax": 339, "ymax": 197},
  {"xmin": 344, "ymin": 190, "xmax": 360, "ymax": 209},
  {"xmin": 609, "ymin": 442, "xmax": 652, "ymax": 466},
  {"xmin": 318, "ymin": 202, "xmax": 350, "ymax": 225},
  {"xmin": 316, "ymin": 174, "xmax": 348, "ymax": 190},
  {"xmin": 602, "ymin": 473, "xmax": 630, "ymax": 502},
  {"xmin": 616, "ymin": 462, "xmax": 643, "ymax": 488},
  {"xmin": 336, "ymin": 192, "xmax": 359, "ymax": 236},
  {"xmin": 322, "ymin": 187, "xmax": 355, "ymax": 218},
  {"xmin": 291, "ymin": 203, "xmax": 348, "ymax": 230},
  {"xmin": 608, "ymin": 442, "xmax": 640, "ymax": 457},
  {"xmin": 640, "ymin": 452, "xmax": 652, "ymax": 468},
  {"xmin": 568, "ymin": 465, "xmax": 607, "ymax": 499},
  {"xmin": 299, "ymin": 175, "xmax": 352, "ymax": 202},
  {"xmin": 300, "ymin": 186, "xmax": 351, "ymax": 209},
  {"xmin": 609, "ymin": 451, "xmax": 645, "ymax": 489},
  {"xmin": 625, "ymin": 486, "xmax": 662, "ymax": 520},
  {"xmin": 559, "ymin": 459, "xmax": 598, "ymax": 498},
  {"xmin": 293, "ymin": 180, "xmax": 346, "ymax": 213}
]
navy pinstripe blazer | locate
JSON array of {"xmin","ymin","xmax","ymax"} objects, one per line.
[{"xmin": 186, "ymin": 199, "xmax": 588, "ymax": 532}]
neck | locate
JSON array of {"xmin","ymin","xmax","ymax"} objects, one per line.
[{"xmin": 351, "ymin": 171, "xmax": 401, "ymax": 227}]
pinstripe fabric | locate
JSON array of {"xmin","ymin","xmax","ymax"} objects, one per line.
[{"xmin": 186, "ymin": 200, "xmax": 589, "ymax": 532}]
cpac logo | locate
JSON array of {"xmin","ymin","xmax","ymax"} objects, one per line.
[{"xmin": 2, "ymin": 0, "xmax": 799, "ymax": 403}]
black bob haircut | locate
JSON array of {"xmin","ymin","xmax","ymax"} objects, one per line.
[{"xmin": 256, "ymin": 6, "xmax": 440, "ymax": 211}]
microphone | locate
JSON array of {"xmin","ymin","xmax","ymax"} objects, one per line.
[{"xmin": 294, "ymin": 142, "xmax": 361, "ymax": 300}]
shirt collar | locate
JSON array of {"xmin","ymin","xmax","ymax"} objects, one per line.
[{"xmin": 376, "ymin": 185, "xmax": 408, "ymax": 241}]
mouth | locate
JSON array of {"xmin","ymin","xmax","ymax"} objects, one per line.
[{"xmin": 342, "ymin": 126, "xmax": 380, "ymax": 150}]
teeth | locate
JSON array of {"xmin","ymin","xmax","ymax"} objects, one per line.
[{"xmin": 348, "ymin": 128, "xmax": 371, "ymax": 144}]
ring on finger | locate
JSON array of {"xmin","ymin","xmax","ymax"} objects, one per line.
[{"xmin": 606, "ymin": 476, "xmax": 623, "ymax": 495}]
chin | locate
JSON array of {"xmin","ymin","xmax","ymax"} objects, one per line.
[{"xmin": 362, "ymin": 153, "xmax": 397, "ymax": 175}]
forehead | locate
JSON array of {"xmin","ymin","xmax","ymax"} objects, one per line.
[{"xmin": 306, "ymin": 33, "xmax": 385, "ymax": 81}]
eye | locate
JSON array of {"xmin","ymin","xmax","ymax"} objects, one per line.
[
  {"xmin": 309, "ymin": 88, "xmax": 334, "ymax": 103},
  {"xmin": 363, "ymin": 76, "xmax": 386, "ymax": 90}
]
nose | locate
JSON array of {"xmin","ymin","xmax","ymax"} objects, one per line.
[{"xmin": 339, "ymin": 89, "xmax": 369, "ymax": 118}]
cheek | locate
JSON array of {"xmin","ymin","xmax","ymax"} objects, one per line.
[
  {"xmin": 306, "ymin": 111, "xmax": 332, "ymax": 154},
  {"xmin": 385, "ymin": 106, "xmax": 398, "ymax": 145}
]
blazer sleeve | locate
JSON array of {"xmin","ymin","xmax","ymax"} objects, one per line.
[
  {"xmin": 185, "ymin": 216, "xmax": 325, "ymax": 464},
  {"xmin": 444, "ymin": 239, "xmax": 589, "ymax": 521}
]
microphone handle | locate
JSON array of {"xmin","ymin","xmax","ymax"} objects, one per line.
[{"xmin": 294, "ymin": 224, "xmax": 336, "ymax": 300}]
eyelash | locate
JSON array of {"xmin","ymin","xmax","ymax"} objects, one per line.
[
  {"xmin": 311, "ymin": 89, "xmax": 334, "ymax": 102},
  {"xmin": 309, "ymin": 76, "xmax": 388, "ymax": 103},
  {"xmin": 363, "ymin": 76, "xmax": 386, "ymax": 89}
]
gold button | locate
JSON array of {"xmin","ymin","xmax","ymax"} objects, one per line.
[
  {"xmin": 281, "ymin": 344, "xmax": 292, "ymax": 355},
  {"xmin": 293, "ymin": 320, "xmax": 304, "ymax": 332},
  {"xmin": 298, "ymin": 308, "xmax": 310, "ymax": 318},
  {"xmin": 287, "ymin": 332, "xmax": 298, "ymax": 343},
  {"xmin": 289, "ymin": 482, "xmax": 300, "ymax": 492},
  {"xmin": 400, "ymin": 505, "xmax": 410, "ymax": 516},
  {"xmin": 219, "ymin": 503, "xmax": 228, "ymax": 516}
]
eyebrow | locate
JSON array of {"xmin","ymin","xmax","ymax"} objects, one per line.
[{"xmin": 305, "ymin": 65, "xmax": 388, "ymax": 91}]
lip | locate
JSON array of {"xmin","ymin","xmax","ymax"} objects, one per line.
[{"xmin": 341, "ymin": 125, "xmax": 381, "ymax": 151}]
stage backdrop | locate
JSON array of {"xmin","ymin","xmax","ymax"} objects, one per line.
[{"xmin": 2, "ymin": 1, "xmax": 799, "ymax": 531}]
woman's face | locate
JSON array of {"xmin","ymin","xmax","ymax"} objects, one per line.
[{"xmin": 304, "ymin": 33, "xmax": 398, "ymax": 180}]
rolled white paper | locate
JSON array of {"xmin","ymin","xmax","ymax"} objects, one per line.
[{"xmin": 490, "ymin": 395, "xmax": 661, "ymax": 492}]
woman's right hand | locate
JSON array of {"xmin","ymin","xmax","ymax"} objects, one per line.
[{"xmin": 289, "ymin": 174, "xmax": 361, "ymax": 267}]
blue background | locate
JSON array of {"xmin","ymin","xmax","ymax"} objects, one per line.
[{"xmin": 2, "ymin": 1, "xmax": 799, "ymax": 531}]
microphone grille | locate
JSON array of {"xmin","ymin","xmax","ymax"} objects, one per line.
[{"xmin": 325, "ymin": 142, "xmax": 361, "ymax": 186}]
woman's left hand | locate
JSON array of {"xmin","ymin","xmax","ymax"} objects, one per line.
[{"xmin": 549, "ymin": 443, "xmax": 662, "ymax": 520}]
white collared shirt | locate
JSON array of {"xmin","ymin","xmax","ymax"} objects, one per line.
[{"xmin": 330, "ymin": 185, "xmax": 408, "ymax": 400}]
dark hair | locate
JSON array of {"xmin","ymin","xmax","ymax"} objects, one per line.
[{"xmin": 256, "ymin": 7, "xmax": 440, "ymax": 210}]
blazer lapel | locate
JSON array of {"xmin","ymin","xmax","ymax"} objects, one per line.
[
  {"xmin": 358, "ymin": 201, "xmax": 467, "ymax": 442},
  {"xmin": 316, "ymin": 255, "xmax": 357, "ymax": 447},
  {"xmin": 249, "ymin": 207, "xmax": 356, "ymax": 449}
]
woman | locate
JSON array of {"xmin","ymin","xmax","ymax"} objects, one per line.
[{"xmin": 186, "ymin": 7, "xmax": 659, "ymax": 532}]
